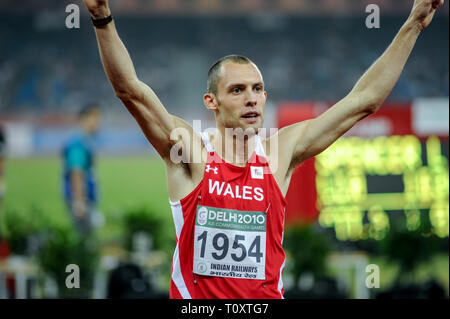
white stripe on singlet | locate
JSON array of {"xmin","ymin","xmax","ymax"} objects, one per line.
[
  {"xmin": 254, "ymin": 134, "xmax": 266, "ymax": 157},
  {"xmin": 169, "ymin": 201, "xmax": 192, "ymax": 299}
]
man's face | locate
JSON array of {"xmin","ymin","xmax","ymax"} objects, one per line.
[
  {"xmin": 211, "ymin": 62, "xmax": 267, "ymax": 133},
  {"xmin": 82, "ymin": 109, "xmax": 101, "ymax": 135}
]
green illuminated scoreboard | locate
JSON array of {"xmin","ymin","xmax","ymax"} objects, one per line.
[
  {"xmin": 279, "ymin": 101, "xmax": 449, "ymax": 241},
  {"xmin": 315, "ymin": 135, "xmax": 449, "ymax": 241}
]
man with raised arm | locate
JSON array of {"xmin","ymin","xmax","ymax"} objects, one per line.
[{"xmin": 82, "ymin": 0, "xmax": 444, "ymax": 299}]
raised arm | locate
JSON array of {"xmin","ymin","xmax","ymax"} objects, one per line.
[
  {"xmin": 83, "ymin": 0, "xmax": 194, "ymax": 162},
  {"xmin": 279, "ymin": 0, "xmax": 445, "ymax": 171}
]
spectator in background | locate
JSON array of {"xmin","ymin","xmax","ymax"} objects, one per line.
[
  {"xmin": 62, "ymin": 103, "xmax": 103, "ymax": 237},
  {"xmin": 0, "ymin": 125, "xmax": 5, "ymax": 206},
  {"xmin": 0, "ymin": 124, "xmax": 10, "ymax": 265},
  {"xmin": 0, "ymin": 124, "xmax": 9, "ymax": 298}
]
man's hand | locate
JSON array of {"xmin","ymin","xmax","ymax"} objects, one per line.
[
  {"xmin": 70, "ymin": 170, "xmax": 87, "ymax": 218},
  {"xmin": 409, "ymin": 0, "xmax": 445, "ymax": 31},
  {"xmin": 73, "ymin": 200, "xmax": 87, "ymax": 219},
  {"xmin": 82, "ymin": 0, "xmax": 111, "ymax": 19}
]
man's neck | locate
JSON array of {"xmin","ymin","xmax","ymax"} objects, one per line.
[{"xmin": 212, "ymin": 127, "xmax": 258, "ymax": 167}]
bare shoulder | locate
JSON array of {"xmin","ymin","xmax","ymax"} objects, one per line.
[
  {"xmin": 262, "ymin": 122, "xmax": 309, "ymax": 167},
  {"xmin": 164, "ymin": 115, "xmax": 207, "ymax": 202},
  {"xmin": 260, "ymin": 121, "xmax": 311, "ymax": 195}
]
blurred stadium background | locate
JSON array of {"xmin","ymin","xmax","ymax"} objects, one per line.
[{"xmin": 0, "ymin": 0, "xmax": 448, "ymax": 299}]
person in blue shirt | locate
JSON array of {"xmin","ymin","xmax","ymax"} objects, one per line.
[
  {"xmin": 0, "ymin": 124, "xmax": 6, "ymax": 243},
  {"xmin": 63, "ymin": 103, "xmax": 101, "ymax": 237},
  {"xmin": 0, "ymin": 124, "xmax": 5, "ymax": 206}
]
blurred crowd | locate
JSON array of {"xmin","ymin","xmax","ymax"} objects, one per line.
[
  {"xmin": 0, "ymin": 13, "xmax": 448, "ymax": 120},
  {"xmin": 0, "ymin": 0, "xmax": 440, "ymax": 15}
]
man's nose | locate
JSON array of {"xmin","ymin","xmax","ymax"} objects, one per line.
[
  {"xmin": 245, "ymin": 90, "xmax": 257, "ymax": 107},
  {"xmin": 245, "ymin": 100, "xmax": 257, "ymax": 107}
]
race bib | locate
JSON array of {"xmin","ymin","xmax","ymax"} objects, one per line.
[{"xmin": 193, "ymin": 205, "xmax": 266, "ymax": 280}]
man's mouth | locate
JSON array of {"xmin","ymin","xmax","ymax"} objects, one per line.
[
  {"xmin": 241, "ymin": 112, "xmax": 260, "ymax": 124},
  {"xmin": 241, "ymin": 112, "xmax": 260, "ymax": 119}
]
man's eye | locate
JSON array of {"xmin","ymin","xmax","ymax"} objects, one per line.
[
  {"xmin": 232, "ymin": 88, "xmax": 242, "ymax": 93},
  {"xmin": 255, "ymin": 87, "xmax": 262, "ymax": 92}
]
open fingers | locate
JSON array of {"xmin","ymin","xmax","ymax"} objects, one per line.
[{"xmin": 432, "ymin": 0, "xmax": 444, "ymax": 9}]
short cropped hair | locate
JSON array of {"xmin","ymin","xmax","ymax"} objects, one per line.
[
  {"xmin": 207, "ymin": 55, "xmax": 253, "ymax": 95},
  {"xmin": 78, "ymin": 102, "xmax": 100, "ymax": 119}
]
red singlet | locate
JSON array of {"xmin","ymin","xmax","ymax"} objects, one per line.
[{"xmin": 169, "ymin": 132, "xmax": 287, "ymax": 299}]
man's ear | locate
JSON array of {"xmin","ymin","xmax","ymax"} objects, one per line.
[{"xmin": 203, "ymin": 93, "xmax": 218, "ymax": 111}]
